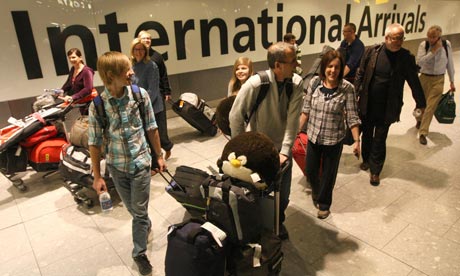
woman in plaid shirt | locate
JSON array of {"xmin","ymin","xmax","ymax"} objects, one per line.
[{"xmin": 299, "ymin": 50, "xmax": 361, "ymax": 219}]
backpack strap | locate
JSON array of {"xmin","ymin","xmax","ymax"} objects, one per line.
[
  {"xmin": 244, "ymin": 71, "xmax": 270, "ymax": 124},
  {"xmin": 93, "ymin": 93, "xmax": 108, "ymax": 131}
]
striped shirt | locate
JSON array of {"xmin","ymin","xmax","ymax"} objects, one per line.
[
  {"xmin": 88, "ymin": 86, "xmax": 158, "ymax": 174},
  {"xmin": 302, "ymin": 76, "xmax": 361, "ymax": 145},
  {"xmin": 417, "ymin": 40, "xmax": 455, "ymax": 83}
]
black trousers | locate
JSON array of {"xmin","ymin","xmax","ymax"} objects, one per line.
[
  {"xmin": 155, "ymin": 109, "xmax": 173, "ymax": 152},
  {"xmin": 361, "ymin": 118, "xmax": 391, "ymax": 175},
  {"xmin": 305, "ymin": 141, "xmax": 343, "ymax": 211}
]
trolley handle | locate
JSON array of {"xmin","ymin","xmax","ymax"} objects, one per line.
[{"xmin": 159, "ymin": 169, "xmax": 186, "ymax": 193}]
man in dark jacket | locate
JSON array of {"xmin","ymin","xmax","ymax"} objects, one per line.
[{"xmin": 354, "ymin": 23, "xmax": 426, "ymax": 186}]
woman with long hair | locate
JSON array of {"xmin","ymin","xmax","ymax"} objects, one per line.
[
  {"xmin": 228, "ymin": 57, "xmax": 253, "ymax": 96},
  {"xmin": 61, "ymin": 48, "xmax": 94, "ymax": 114}
]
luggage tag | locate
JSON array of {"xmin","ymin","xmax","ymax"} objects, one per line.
[{"xmin": 201, "ymin": 222, "xmax": 227, "ymax": 247}]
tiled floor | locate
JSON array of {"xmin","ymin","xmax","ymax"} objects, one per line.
[{"xmin": 1, "ymin": 51, "xmax": 460, "ymax": 276}]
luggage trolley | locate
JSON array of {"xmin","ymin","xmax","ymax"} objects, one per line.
[{"xmin": 0, "ymin": 99, "xmax": 75, "ymax": 192}]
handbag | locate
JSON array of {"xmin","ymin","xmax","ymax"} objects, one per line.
[
  {"xmin": 434, "ymin": 91, "xmax": 456, "ymax": 124},
  {"xmin": 70, "ymin": 115, "xmax": 89, "ymax": 148}
]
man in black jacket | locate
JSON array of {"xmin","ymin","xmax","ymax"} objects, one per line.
[{"xmin": 354, "ymin": 23, "xmax": 426, "ymax": 186}]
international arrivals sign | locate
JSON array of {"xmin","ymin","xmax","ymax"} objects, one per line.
[{"xmin": 1, "ymin": 0, "xmax": 459, "ymax": 101}]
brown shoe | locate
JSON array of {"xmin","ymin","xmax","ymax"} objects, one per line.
[
  {"xmin": 416, "ymin": 121, "xmax": 421, "ymax": 129},
  {"xmin": 360, "ymin": 162, "xmax": 370, "ymax": 171},
  {"xmin": 164, "ymin": 150, "xmax": 171, "ymax": 160},
  {"xmin": 370, "ymin": 174, "xmax": 380, "ymax": 186},
  {"xmin": 317, "ymin": 210, "xmax": 331, "ymax": 219},
  {"xmin": 419, "ymin": 135, "xmax": 427, "ymax": 145}
]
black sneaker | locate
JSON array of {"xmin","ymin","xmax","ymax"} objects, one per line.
[
  {"xmin": 133, "ymin": 254, "xmax": 152, "ymax": 275},
  {"xmin": 279, "ymin": 224, "xmax": 289, "ymax": 240}
]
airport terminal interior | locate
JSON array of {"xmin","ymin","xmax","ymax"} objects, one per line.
[{"xmin": 1, "ymin": 51, "xmax": 460, "ymax": 276}]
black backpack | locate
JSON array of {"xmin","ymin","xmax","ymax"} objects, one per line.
[
  {"xmin": 424, "ymin": 39, "xmax": 449, "ymax": 58},
  {"xmin": 244, "ymin": 71, "xmax": 293, "ymax": 125}
]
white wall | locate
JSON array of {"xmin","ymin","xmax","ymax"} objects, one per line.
[{"xmin": 1, "ymin": 0, "xmax": 460, "ymax": 101}]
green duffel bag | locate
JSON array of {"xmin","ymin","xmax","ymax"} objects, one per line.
[{"xmin": 434, "ymin": 91, "xmax": 456, "ymax": 124}]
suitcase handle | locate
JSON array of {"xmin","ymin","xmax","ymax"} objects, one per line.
[{"xmin": 159, "ymin": 169, "xmax": 186, "ymax": 193}]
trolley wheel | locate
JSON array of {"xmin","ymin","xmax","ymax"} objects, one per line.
[
  {"xmin": 73, "ymin": 197, "xmax": 83, "ymax": 204},
  {"xmin": 83, "ymin": 199, "xmax": 94, "ymax": 209},
  {"xmin": 12, "ymin": 179, "xmax": 27, "ymax": 192}
]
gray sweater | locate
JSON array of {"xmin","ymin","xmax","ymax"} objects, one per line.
[{"xmin": 229, "ymin": 69, "xmax": 303, "ymax": 156}]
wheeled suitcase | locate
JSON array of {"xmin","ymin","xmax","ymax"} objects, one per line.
[
  {"xmin": 201, "ymin": 176, "xmax": 263, "ymax": 245},
  {"xmin": 28, "ymin": 137, "xmax": 67, "ymax": 171},
  {"xmin": 227, "ymin": 230, "xmax": 283, "ymax": 276},
  {"xmin": 160, "ymin": 166, "xmax": 209, "ymax": 217},
  {"xmin": 170, "ymin": 93, "xmax": 217, "ymax": 136},
  {"xmin": 225, "ymin": 161, "xmax": 289, "ymax": 276},
  {"xmin": 165, "ymin": 218, "xmax": 228, "ymax": 276},
  {"xmin": 292, "ymin": 132, "xmax": 307, "ymax": 175}
]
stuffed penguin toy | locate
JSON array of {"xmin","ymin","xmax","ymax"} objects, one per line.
[{"xmin": 217, "ymin": 131, "xmax": 280, "ymax": 190}]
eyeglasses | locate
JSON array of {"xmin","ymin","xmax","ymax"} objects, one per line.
[
  {"xmin": 389, "ymin": 36, "xmax": 405, "ymax": 42},
  {"xmin": 279, "ymin": 58, "xmax": 297, "ymax": 65}
]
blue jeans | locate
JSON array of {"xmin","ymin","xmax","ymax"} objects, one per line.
[{"xmin": 108, "ymin": 165, "xmax": 151, "ymax": 257}]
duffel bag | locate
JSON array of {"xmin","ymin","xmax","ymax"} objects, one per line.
[
  {"xmin": 165, "ymin": 218, "xmax": 227, "ymax": 276},
  {"xmin": 69, "ymin": 115, "xmax": 89, "ymax": 148}
]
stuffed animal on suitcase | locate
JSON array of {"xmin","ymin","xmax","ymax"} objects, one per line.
[
  {"xmin": 213, "ymin": 132, "xmax": 285, "ymax": 274},
  {"xmin": 170, "ymin": 92, "xmax": 217, "ymax": 136}
]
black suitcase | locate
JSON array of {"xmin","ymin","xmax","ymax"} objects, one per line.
[
  {"xmin": 170, "ymin": 93, "xmax": 217, "ymax": 136},
  {"xmin": 225, "ymin": 161, "xmax": 290, "ymax": 275},
  {"xmin": 227, "ymin": 230, "xmax": 283, "ymax": 276},
  {"xmin": 160, "ymin": 166, "xmax": 210, "ymax": 217},
  {"xmin": 165, "ymin": 218, "xmax": 227, "ymax": 276}
]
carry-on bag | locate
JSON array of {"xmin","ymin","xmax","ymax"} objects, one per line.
[
  {"xmin": 0, "ymin": 145, "xmax": 28, "ymax": 174},
  {"xmin": 435, "ymin": 90, "xmax": 456, "ymax": 124},
  {"xmin": 160, "ymin": 166, "xmax": 210, "ymax": 217},
  {"xmin": 292, "ymin": 132, "xmax": 307, "ymax": 175},
  {"xmin": 201, "ymin": 176, "xmax": 263, "ymax": 245},
  {"xmin": 59, "ymin": 143, "xmax": 93, "ymax": 187},
  {"xmin": 227, "ymin": 230, "xmax": 283, "ymax": 276},
  {"xmin": 170, "ymin": 93, "xmax": 218, "ymax": 136},
  {"xmin": 69, "ymin": 115, "xmax": 89, "ymax": 148},
  {"xmin": 28, "ymin": 137, "xmax": 67, "ymax": 171},
  {"xmin": 165, "ymin": 218, "xmax": 228, "ymax": 276}
]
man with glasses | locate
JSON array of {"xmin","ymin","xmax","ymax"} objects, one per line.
[
  {"xmin": 354, "ymin": 23, "xmax": 426, "ymax": 186},
  {"xmin": 338, "ymin": 23, "xmax": 365, "ymax": 83},
  {"xmin": 416, "ymin": 25, "xmax": 455, "ymax": 145},
  {"xmin": 229, "ymin": 41, "xmax": 303, "ymax": 239}
]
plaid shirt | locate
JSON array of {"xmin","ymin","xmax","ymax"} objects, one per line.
[
  {"xmin": 88, "ymin": 86, "xmax": 157, "ymax": 174},
  {"xmin": 302, "ymin": 76, "xmax": 361, "ymax": 145}
]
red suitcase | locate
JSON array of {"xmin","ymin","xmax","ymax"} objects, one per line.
[
  {"xmin": 28, "ymin": 137, "xmax": 67, "ymax": 171},
  {"xmin": 20, "ymin": 125, "xmax": 58, "ymax": 148},
  {"xmin": 292, "ymin": 132, "xmax": 307, "ymax": 175}
]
